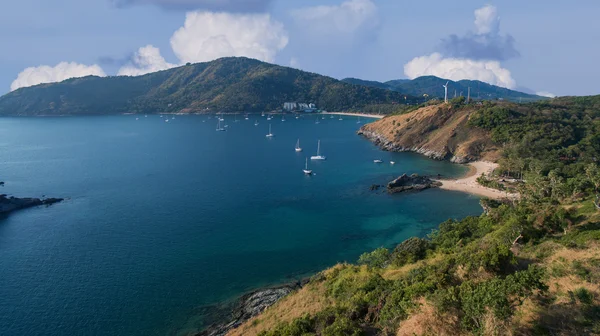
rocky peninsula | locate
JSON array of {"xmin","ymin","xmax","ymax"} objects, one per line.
[
  {"xmin": 198, "ymin": 280, "xmax": 305, "ymax": 336},
  {"xmin": 0, "ymin": 194, "xmax": 63, "ymax": 216},
  {"xmin": 357, "ymin": 104, "xmax": 499, "ymax": 163}
]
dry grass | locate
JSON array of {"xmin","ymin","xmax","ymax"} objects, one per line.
[
  {"xmin": 227, "ymin": 280, "xmax": 333, "ymax": 336},
  {"xmin": 363, "ymin": 103, "xmax": 498, "ymax": 162},
  {"xmin": 396, "ymin": 299, "xmax": 463, "ymax": 336}
]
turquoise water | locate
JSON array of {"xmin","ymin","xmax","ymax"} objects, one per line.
[{"xmin": 0, "ymin": 115, "xmax": 482, "ymax": 336}]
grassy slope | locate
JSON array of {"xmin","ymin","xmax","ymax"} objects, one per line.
[{"xmin": 360, "ymin": 101, "xmax": 500, "ymax": 162}]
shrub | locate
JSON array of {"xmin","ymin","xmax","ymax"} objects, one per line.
[
  {"xmin": 357, "ymin": 247, "xmax": 390, "ymax": 268},
  {"xmin": 391, "ymin": 237, "xmax": 430, "ymax": 267},
  {"xmin": 574, "ymin": 287, "xmax": 594, "ymax": 304}
]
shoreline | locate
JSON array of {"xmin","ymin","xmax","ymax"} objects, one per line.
[
  {"xmin": 436, "ymin": 161, "xmax": 518, "ymax": 200},
  {"xmin": 322, "ymin": 111, "xmax": 384, "ymax": 119}
]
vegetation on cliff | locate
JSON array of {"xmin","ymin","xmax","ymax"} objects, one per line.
[
  {"xmin": 0, "ymin": 57, "xmax": 412, "ymax": 116},
  {"xmin": 228, "ymin": 95, "xmax": 600, "ymax": 336}
]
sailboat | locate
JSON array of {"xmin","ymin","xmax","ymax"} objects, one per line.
[
  {"xmin": 310, "ymin": 140, "xmax": 326, "ymax": 160},
  {"xmin": 266, "ymin": 114, "xmax": 272, "ymax": 121},
  {"xmin": 338, "ymin": 116, "xmax": 343, "ymax": 121},
  {"xmin": 315, "ymin": 117, "xmax": 320, "ymax": 124},
  {"xmin": 303, "ymin": 158, "xmax": 313, "ymax": 175},
  {"xmin": 266, "ymin": 124, "xmax": 274, "ymax": 138},
  {"xmin": 295, "ymin": 114, "xmax": 300, "ymax": 119},
  {"xmin": 295, "ymin": 139, "xmax": 303, "ymax": 152},
  {"xmin": 282, "ymin": 115, "xmax": 286, "ymax": 122},
  {"xmin": 357, "ymin": 116, "xmax": 361, "ymax": 124},
  {"xmin": 234, "ymin": 113, "xmax": 239, "ymax": 122},
  {"xmin": 254, "ymin": 120, "xmax": 259, "ymax": 126},
  {"xmin": 261, "ymin": 112, "xmax": 265, "ymax": 117},
  {"xmin": 216, "ymin": 119, "xmax": 226, "ymax": 131},
  {"xmin": 245, "ymin": 114, "xmax": 249, "ymax": 120}
]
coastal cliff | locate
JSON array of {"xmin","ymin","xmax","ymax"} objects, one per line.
[{"xmin": 358, "ymin": 103, "xmax": 500, "ymax": 163}]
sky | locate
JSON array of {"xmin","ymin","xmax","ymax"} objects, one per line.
[{"xmin": 2, "ymin": 0, "xmax": 600, "ymax": 97}]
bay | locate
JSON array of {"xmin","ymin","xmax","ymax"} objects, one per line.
[{"xmin": 0, "ymin": 115, "xmax": 482, "ymax": 335}]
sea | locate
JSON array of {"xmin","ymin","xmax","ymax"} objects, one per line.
[{"xmin": 0, "ymin": 114, "xmax": 483, "ymax": 336}]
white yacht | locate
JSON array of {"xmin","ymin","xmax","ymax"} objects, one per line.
[
  {"xmin": 295, "ymin": 139, "xmax": 302, "ymax": 152},
  {"xmin": 266, "ymin": 124, "xmax": 274, "ymax": 138},
  {"xmin": 374, "ymin": 159, "xmax": 383, "ymax": 163},
  {"xmin": 310, "ymin": 140, "xmax": 326, "ymax": 160},
  {"xmin": 216, "ymin": 119, "xmax": 226, "ymax": 131},
  {"xmin": 303, "ymin": 158, "xmax": 313, "ymax": 175}
]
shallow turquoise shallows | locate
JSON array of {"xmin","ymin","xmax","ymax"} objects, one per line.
[{"xmin": 0, "ymin": 115, "xmax": 482, "ymax": 336}]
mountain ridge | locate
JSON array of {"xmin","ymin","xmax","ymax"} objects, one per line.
[
  {"xmin": 0, "ymin": 57, "xmax": 414, "ymax": 116},
  {"xmin": 342, "ymin": 76, "xmax": 546, "ymax": 102}
]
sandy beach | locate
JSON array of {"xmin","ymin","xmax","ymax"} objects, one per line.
[
  {"xmin": 437, "ymin": 161, "xmax": 518, "ymax": 200},
  {"xmin": 322, "ymin": 112, "xmax": 384, "ymax": 119}
]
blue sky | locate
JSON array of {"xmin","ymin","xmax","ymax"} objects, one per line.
[{"xmin": 2, "ymin": 0, "xmax": 599, "ymax": 96}]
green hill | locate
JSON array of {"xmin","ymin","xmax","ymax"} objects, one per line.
[
  {"xmin": 342, "ymin": 76, "xmax": 546, "ymax": 102},
  {"xmin": 0, "ymin": 57, "xmax": 410, "ymax": 116}
]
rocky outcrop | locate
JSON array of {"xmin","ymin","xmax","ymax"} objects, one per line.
[
  {"xmin": 357, "ymin": 104, "xmax": 500, "ymax": 163},
  {"xmin": 0, "ymin": 194, "xmax": 63, "ymax": 215},
  {"xmin": 387, "ymin": 174, "xmax": 442, "ymax": 194},
  {"xmin": 198, "ymin": 281, "xmax": 305, "ymax": 336}
]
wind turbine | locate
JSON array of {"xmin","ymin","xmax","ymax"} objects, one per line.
[{"xmin": 442, "ymin": 81, "xmax": 449, "ymax": 103}]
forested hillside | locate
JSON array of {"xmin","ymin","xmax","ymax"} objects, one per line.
[
  {"xmin": 342, "ymin": 76, "xmax": 545, "ymax": 103},
  {"xmin": 0, "ymin": 57, "xmax": 411, "ymax": 116}
]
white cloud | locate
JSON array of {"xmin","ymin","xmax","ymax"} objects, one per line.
[
  {"xmin": 10, "ymin": 62, "xmax": 106, "ymax": 91},
  {"xmin": 536, "ymin": 91, "xmax": 556, "ymax": 98},
  {"xmin": 404, "ymin": 53, "xmax": 516, "ymax": 89},
  {"xmin": 117, "ymin": 45, "xmax": 177, "ymax": 76},
  {"xmin": 474, "ymin": 5, "xmax": 500, "ymax": 35},
  {"xmin": 291, "ymin": 0, "xmax": 378, "ymax": 37},
  {"xmin": 170, "ymin": 11, "xmax": 288, "ymax": 64},
  {"xmin": 440, "ymin": 4, "xmax": 518, "ymax": 61}
]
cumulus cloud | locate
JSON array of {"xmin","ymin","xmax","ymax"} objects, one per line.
[
  {"xmin": 291, "ymin": 0, "xmax": 378, "ymax": 41},
  {"xmin": 170, "ymin": 11, "xmax": 288, "ymax": 63},
  {"xmin": 404, "ymin": 53, "xmax": 516, "ymax": 89},
  {"xmin": 440, "ymin": 5, "xmax": 519, "ymax": 61},
  {"xmin": 536, "ymin": 91, "xmax": 556, "ymax": 98},
  {"xmin": 10, "ymin": 62, "xmax": 106, "ymax": 91},
  {"xmin": 111, "ymin": 0, "xmax": 272, "ymax": 12},
  {"xmin": 117, "ymin": 45, "xmax": 176, "ymax": 76}
]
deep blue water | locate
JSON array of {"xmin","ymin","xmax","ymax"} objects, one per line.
[{"xmin": 0, "ymin": 115, "xmax": 482, "ymax": 336}]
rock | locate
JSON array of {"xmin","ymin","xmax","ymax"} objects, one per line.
[
  {"xmin": 370, "ymin": 184, "xmax": 383, "ymax": 191},
  {"xmin": 358, "ymin": 128, "xmax": 472, "ymax": 163},
  {"xmin": 387, "ymin": 174, "xmax": 442, "ymax": 194},
  {"xmin": 0, "ymin": 182, "xmax": 4, "ymax": 186},
  {"xmin": 197, "ymin": 281, "xmax": 304, "ymax": 336},
  {"xmin": 0, "ymin": 194, "xmax": 63, "ymax": 215}
]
